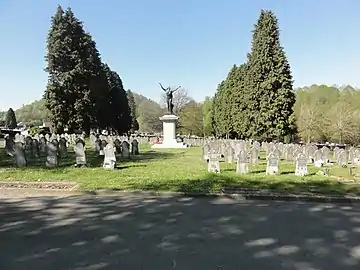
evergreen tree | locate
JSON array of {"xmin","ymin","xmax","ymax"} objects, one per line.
[
  {"xmin": 103, "ymin": 64, "xmax": 131, "ymax": 134},
  {"xmin": 244, "ymin": 10, "xmax": 295, "ymax": 140},
  {"xmin": 231, "ymin": 64, "xmax": 249, "ymax": 138},
  {"xmin": 211, "ymin": 80, "xmax": 226, "ymax": 137},
  {"xmin": 44, "ymin": 6, "xmax": 108, "ymax": 134},
  {"xmin": 222, "ymin": 65, "xmax": 240, "ymax": 138},
  {"xmin": 43, "ymin": 5, "xmax": 68, "ymax": 133},
  {"xmin": 212, "ymin": 65, "xmax": 243, "ymax": 138},
  {"xmin": 127, "ymin": 90, "xmax": 139, "ymax": 132},
  {"xmin": 5, "ymin": 108, "xmax": 17, "ymax": 129},
  {"xmin": 202, "ymin": 96, "xmax": 213, "ymax": 136}
]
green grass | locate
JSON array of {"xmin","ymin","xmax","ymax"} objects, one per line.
[{"xmin": 1, "ymin": 145, "xmax": 360, "ymax": 196}]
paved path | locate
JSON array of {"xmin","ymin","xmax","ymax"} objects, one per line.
[{"xmin": 1, "ymin": 192, "xmax": 360, "ymax": 270}]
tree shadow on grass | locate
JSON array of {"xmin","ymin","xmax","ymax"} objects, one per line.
[
  {"xmin": 131, "ymin": 173, "xmax": 360, "ymax": 198},
  {"xmin": 0, "ymin": 150, "xmax": 176, "ymax": 169}
]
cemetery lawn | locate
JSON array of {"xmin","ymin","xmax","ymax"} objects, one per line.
[{"xmin": 1, "ymin": 145, "xmax": 360, "ymax": 196}]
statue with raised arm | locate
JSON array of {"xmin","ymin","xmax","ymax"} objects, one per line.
[{"xmin": 159, "ymin": 83, "xmax": 181, "ymax": 115}]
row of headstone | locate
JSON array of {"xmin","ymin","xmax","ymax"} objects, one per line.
[
  {"xmin": 4, "ymin": 134, "xmax": 86, "ymax": 168},
  {"xmin": 3, "ymin": 132, "xmax": 142, "ymax": 170},
  {"xmin": 201, "ymin": 139, "xmax": 360, "ymax": 176}
]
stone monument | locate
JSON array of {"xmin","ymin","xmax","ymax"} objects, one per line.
[{"xmin": 151, "ymin": 83, "xmax": 188, "ymax": 149}]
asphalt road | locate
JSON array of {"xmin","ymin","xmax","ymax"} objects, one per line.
[{"xmin": 1, "ymin": 193, "xmax": 360, "ymax": 270}]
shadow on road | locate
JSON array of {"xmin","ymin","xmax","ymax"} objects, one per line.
[{"xmin": 1, "ymin": 194, "xmax": 360, "ymax": 269}]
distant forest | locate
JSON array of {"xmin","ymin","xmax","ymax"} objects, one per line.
[{"xmin": 1, "ymin": 84, "xmax": 360, "ymax": 144}]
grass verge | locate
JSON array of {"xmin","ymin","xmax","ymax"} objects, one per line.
[{"xmin": 1, "ymin": 145, "xmax": 360, "ymax": 196}]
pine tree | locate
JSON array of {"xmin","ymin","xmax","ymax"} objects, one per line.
[
  {"xmin": 127, "ymin": 90, "xmax": 139, "ymax": 133},
  {"xmin": 44, "ymin": 6, "xmax": 108, "ymax": 134},
  {"xmin": 244, "ymin": 10, "xmax": 295, "ymax": 140},
  {"xmin": 5, "ymin": 108, "xmax": 17, "ymax": 129}
]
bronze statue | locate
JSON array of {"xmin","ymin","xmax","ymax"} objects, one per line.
[{"xmin": 159, "ymin": 83, "xmax": 181, "ymax": 115}]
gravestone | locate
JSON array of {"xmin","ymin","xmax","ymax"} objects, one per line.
[
  {"xmin": 52, "ymin": 139, "xmax": 59, "ymax": 155},
  {"xmin": 337, "ymin": 151, "xmax": 347, "ymax": 168},
  {"xmin": 250, "ymin": 147, "xmax": 259, "ymax": 164},
  {"xmin": 321, "ymin": 147, "xmax": 330, "ymax": 163},
  {"xmin": 121, "ymin": 141, "xmax": 130, "ymax": 159},
  {"xmin": 253, "ymin": 141, "xmax": 261, "ymax": 150},
  {"xmin": 225, "ymin": 145, "xmax": 234, "ymax": 163},
  {"xmin": 202, "ymin": 143, "xmax": 211, "ymax": 161},
  {"xmin": 131, "ymin": 140, "xmax": 139, "ymax": 155},
  {"xmin": 5, "ymin": 135, "xmax": 15, "ymax": 156},
  {"xmin": 207, "ymin": 150, "xmax": 220, "ymax": 173},
  {"xmin": 13, "ymin": 142, "xmax": 27, "ymax": 167},
  {"xmin": 14, "ymin": 133, "xmax": 21, "ymax": 143},
  {"xmin": 89, "ymin": 134, "xmax": 96, "ymax": 149},
  {"xmin": 295, "ymin": 153, "xmax": 308, "ymax": 176},
  {"xmin": 74, "ymin": 141, "xmax": 87, "ymax": 168},
  {"xmin": 220, "ymin": 142, "xmax": 226, "ymax": 158},
  {"xmin": 59, "ymin": 138, "xmax": 68, "ymax": 158},
  {"xmin": 40, "ymin": 137, "xmax": 47, "ymax": 154},
  {"xmin": 313, "ymin": 150, "xmax": 323, "ymax": 168},
  {"xmin": 100, "ymin": 140, "xmax": 107, "ymax": 156},
  {"xmin": 266, "ymin": 153, "xmax": 279, "ymax": 175},
  {"xmin": 236, "ymin": 150, "xmax": 249, "ymax": 174},
  {"xmin": 333, "ymin": 147, "xmax": 340, "ymax": 160},
  {"xmin": 348, "ymin": 148, "xmax": 355, "ymax": 164},
  {"xmin": 94, "ymin": 138, "xmax": 101, "ymax": 153},
  {"xmin": 114, "ymin": 139, "xmax": 122, "ymax": 154},
  {"xmin": 24, "ymin": 136, "xmax": 33, "ymax": 157},
  {"xmin": 103, "ymin": 144, "xmax": 116, "ymax": 169},
  {"xmin": 31, "ymin": 139, "xmax": 40, "ymax": 158},
  {"xmin": 46, "ymin": 142, "xmax": 58, "ymax": 168}
]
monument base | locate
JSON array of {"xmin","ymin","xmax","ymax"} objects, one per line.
[
  {"xmin": 151, "ymin": 141, "xmax": 188, "ymax": 149},
  {"xmin": 151, "ymin": 114, "xmax": 189, "ymax": 149}
]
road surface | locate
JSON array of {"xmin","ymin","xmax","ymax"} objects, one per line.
[{"xmin": 1, "ymin": 192, "xmax": 360, "ymax": 269}]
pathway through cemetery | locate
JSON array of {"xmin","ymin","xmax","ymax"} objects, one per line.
[{"xmin": 1, "ymin": 192, "xmax": 360, "ymax": 269}]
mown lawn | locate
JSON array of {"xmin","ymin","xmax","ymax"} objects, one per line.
[{"xmin": 1, "ymin": 144, "xmax": 360, "ymax": 196}]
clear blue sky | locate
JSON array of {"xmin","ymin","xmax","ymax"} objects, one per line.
[{"xmin": 0, "ymin": 0, "xmax": 359, "ymax": 110}]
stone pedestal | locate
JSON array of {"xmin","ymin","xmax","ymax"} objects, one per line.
[{"xmin": 151, "ymin": 114, "xmax": 188, "ymax": 149}]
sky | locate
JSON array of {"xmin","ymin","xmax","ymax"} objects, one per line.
[{"xmin": 0, "ymin": 0, "xmax": 360, "ymax": 110}]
